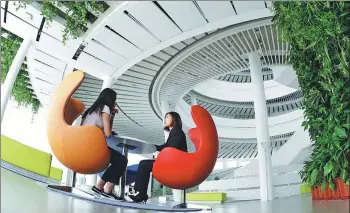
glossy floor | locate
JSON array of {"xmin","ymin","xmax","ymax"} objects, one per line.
[{"xmin": 1, "ymin": 169, "xmax": 348, "ymax": 213}]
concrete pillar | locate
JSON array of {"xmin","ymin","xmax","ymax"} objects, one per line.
[
  {"xmin": 191, "ymin": 95, "xmax": 197, "ymax": 105},
  {"xmin": 101, "ymin": 76, "xmax": 114, "ymax": 90},
  {"xmin": 249, "ymin": 52, "xmax": 274, "ymax": 201},
  {"xmin": 160, "ymin": 100, "xmax": 170, "ymax": 141},
  {"xmin": 1, "ymin": 39, "xmax": 32, "ymax": 124}
]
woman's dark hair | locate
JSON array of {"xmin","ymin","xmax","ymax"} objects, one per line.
[
  {"xmin": 164, "ymin": 111, "xmax": 182, "ymax": 131},
  {"xmin": 82, "ymin": 88, "xmax": 116, "ymax": 119}
]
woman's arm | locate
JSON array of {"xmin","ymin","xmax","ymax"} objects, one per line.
[{"xmin": 102, "ymin": 113, "xmax": 112, "ymax": 138}]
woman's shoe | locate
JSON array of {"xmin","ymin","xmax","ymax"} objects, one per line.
[
  {"xmin": 101, "ymin": 190, "xmax": 123, "ymax": 200},
  {"xmin": 91, "ymin": 186, "xmax": 102, "ymax": 195},
  {"xmin": 128, "ymin": 193, "xmax": 148, "ymax": 204}
]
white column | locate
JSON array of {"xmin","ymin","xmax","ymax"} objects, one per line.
[
  {"xmin": 249, "ymin": 52, "xmax": 274, "ymax": 201},
  {"xmin": 223, "ymin": 158, "xmax": 228, "ymax": 169},
  {"xmin": 101, "ymin": 76, "xmax": 114, "ymax": 90},
  {"xmin": 190, "ymin": 95, "xmax": 197, "ymax": 105},
  {"xmin": 1, "ymin": 39, "xmax": 32, "ymax": 124},
  {"xmin": 160, "ymin": 100, "xmax": 170, "ymax": 141},
  {"xmin": 63, "ymin": 64, "xmax": 76, "ymax": 77},
  {"xmin": 65, "ymin": 119, "xmax": 81, "ymax": 186}
]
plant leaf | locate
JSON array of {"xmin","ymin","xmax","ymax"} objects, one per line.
[
  {"xmin": 335, "ymin": 126, "xmax": 347, "ymax": 138},
  {"xmin": 329, "ymin": 181, "xmax": 335, "ymax": 190},
  {"xmin": 311, "ymin": 169, "xmax": 319, "ymax": 185},
  {"xmin": 324, "ymin": 162, "xmax": 333, "ymax": 176},
  {"xmin": 321, "ymin": 180, "xmax": 327, "ymax": 191}
]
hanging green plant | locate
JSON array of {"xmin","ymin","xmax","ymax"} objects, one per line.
[
  {"xmin": 273, "ymin": 1, "xmax": 350, "ymax": 191},
  {"xmin": 16, "ymin": 1, "xmax": 108, "ymax": 43},
  {"xmin": 1, "ymin": 29, "xmax": 41, "ymax": 113}
]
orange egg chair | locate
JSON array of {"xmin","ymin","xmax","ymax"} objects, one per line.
[
  {"xmin": 152, "ymin": 105, "xmax": 219, "ymax": 208},
  {"xmin": 47, "ymin": 70, "xmax": 110, "ymax": 174}
]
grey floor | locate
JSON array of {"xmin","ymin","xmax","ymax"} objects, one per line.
[{"xmin": 1, "ymin": 168, "xmax": 349, "ymax": 213}]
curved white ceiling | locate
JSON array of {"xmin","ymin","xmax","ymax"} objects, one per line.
[
  {"xmin": 152, "ymin": 19, "xmax": 290, "ymax": 117},
  {"xmin": 193, "ymin": 79, "xmax": 297, "ymax": 102}
]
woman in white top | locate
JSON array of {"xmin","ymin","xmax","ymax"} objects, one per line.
[{"xmin": 81, "ymin": 88, "xmax": 127, "ymax": 200}]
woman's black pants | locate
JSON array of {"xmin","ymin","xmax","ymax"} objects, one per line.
[
  {"xmin": 134, "ymin": 159, "xmax": 155, "ymax": 195},
  {"xmin": 101, "ymin": 149, "xmax": 128, "ymax": 184}
]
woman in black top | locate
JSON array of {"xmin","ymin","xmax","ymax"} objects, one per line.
[{"xmin": 128, "ymin": 111, "xmax": 187, "ymax": 203}]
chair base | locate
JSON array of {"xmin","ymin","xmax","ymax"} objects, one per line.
[
  {"xmin": 173, "ymin": 203, "xmax": 212, "ymax": 211},
  {"xmin": 47, "ymin": 185, "xmax": 95, "ymax": 199}
]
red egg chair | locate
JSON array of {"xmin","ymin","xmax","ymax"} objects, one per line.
[{"xmin": 152, "ymin": 105, "xmax": 219, "ymax": 208}]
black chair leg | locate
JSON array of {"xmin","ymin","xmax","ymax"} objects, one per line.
[{"xmin": 173, "ymin": 189, "xmax": 212, "ymax": 210}]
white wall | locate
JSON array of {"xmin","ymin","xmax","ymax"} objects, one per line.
[
  {"xmin": 271, "ymin": 125, "xmax": 311, "ymax": 166},
  {"xmin": 1, "ymin": 99, "xmax": 68, "ymax": 183}
]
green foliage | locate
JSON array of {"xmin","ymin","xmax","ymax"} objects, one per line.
[
  {"xmin": 16, "ymin": 1, "xmax": 107, "ymax": 43},
  {"xmin": 1, "ymin": 29, "xmax": 40, "ymax": 113},
  {"xmin": 273, "ymin": 2, "xmax": 350, "ymax": 190}
]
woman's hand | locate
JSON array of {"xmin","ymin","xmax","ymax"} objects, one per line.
[{"xmin": 112, "ymin": 108, "xmax": 119, "ymax": 115}]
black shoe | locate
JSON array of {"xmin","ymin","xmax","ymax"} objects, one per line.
[
  {"xmin": 101, "ymin": 191, "xmax": 123, "ymax": 200},
  {"xmin": 91, "ymin": 186, "xmax": 102, "ymax": 194},
  {"xmin": 128, "ymin": 193, "xmax": 149, "ymax": 204}
]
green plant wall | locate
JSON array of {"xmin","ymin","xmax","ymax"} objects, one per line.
[
  {"xmin": 272, "ymin": 2, "xmax": 350, "ymax": 190},
  {"xmin": 1, "ymin": 29, "xmax": 40, "ymax": 113}
]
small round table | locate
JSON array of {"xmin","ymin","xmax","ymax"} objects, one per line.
[{"xmin": 106, "ymin": 135, "xmax": 157, "ymax": 199}]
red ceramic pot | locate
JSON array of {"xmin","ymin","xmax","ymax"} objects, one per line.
[
  {"xmin": 336, "ymin": 178, "xmax": 350, "ymax": 200},
  {"xmin": 314, "ymin": 186, "xmax": 322, "ymax": 200},
  {"xmin": 311, "ymin": 188, "xmax": 317, "ymax": 199},
  {"xmin": 324, "ymin": 184, "xmax": 332, "ymax": 200},
  {"xmin": 318, "ymin": 186, "xmax": 325, "ymax": 200},
  {"xmin": 332, "ymin": 183, "xmax": 341, "ymax": 200}
]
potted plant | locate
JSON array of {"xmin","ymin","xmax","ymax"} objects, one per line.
[{"xmin": 273, "ymin": 2, "xmax": 350, "ymax": 200}]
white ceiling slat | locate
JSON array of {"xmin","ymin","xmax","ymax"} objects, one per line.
[
  {"xmin": 162, "ymin": 46, "xmax": 179, "ymax": 56},
  {"xmin": 34, "ymin": 49, "xmax": 66, "ymax": 71},
  {"xmin": 172, "ymin": 42, "xmax": 187, "ymax": 51},
  {"xmin": 114, "ymin": 80, "xmax": 150, "ymax": 90},
  {"xmin": 153, "ymin": 52, "xmax": 172, "ymax": 61},
  {"xmin": 124, "ymin": 70, "xmax": 154, "ymax": 81},
  {"xmin": 117, "ymin": 75, "xmax": 151, "ymax": 86},
  {"xmin": 233, "ymin": 1, "xmax": 266, "ymax": 14},
  {"xmin": 158, "ymin": 1, "xmax": 207, "ymax": 32},
  {"xmin": 77, "ymin": 52, "xmax": 115, "ymax": 76},
  {"xmin": 196, "ymin": 1, "xmax": 236, "ymax": 23},
  {"xmin": 127, "ymin": 1, "xmax": 182, "ymax": 41},
  {"xmin": 108, "ymin": 12, "xmax": 160, "ymax": 50},
  {"xmin": 34, "ymin": 69, "xmax": 62, "ymax": 85},
  {"xmin": 129, "ymin": 65, "xmax": 158, "ymax": 76},
  {"xmin": 144, "ymin": 56, "xmax": 166, "ymax": 66},
  {"xmin": 117, "ymin": 90, "xmax": 148, "ymax": 98},
  {"xmin": 33, "ymin": 61, "xmax": 64, "ymax": 81},
  {"xmin": 137, "ymin": 61, "xmax": 161, "ymax": 71},
  {"xmin": 84, "ymin": 40, "xmax": 128, "ymax": 68},
  {"xmin": 113, "ymin": 86, "xmax": 148, "ymax": 94},
  {"xmin": 94, "ymin": 27, "xmax": 142, "ymax": 59}
]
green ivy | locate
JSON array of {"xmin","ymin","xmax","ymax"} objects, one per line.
[
  {"xmin": 273, "ymin": 2, "xmax": 350, "ymax": 190},
  {"xmin": 1, "ymin": 29, "xmax": 40, "ymax": 113},
  {"xmin": 16, "ymin": 1, "xmax": 107, "ymax": 43}
]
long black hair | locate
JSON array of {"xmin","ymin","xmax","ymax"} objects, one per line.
[
  {"xmin": 164, "ymin": 111, "xmax": 183, "ymax": 131},
  {"xmin": 82, "ymin": 88, "xmax": 116, "ymax": 119}
]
